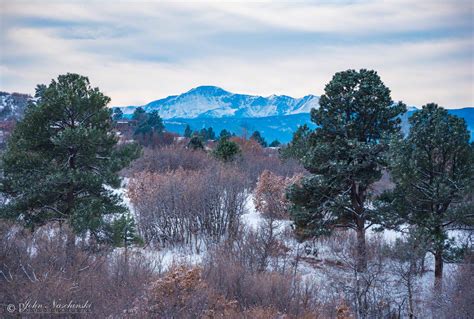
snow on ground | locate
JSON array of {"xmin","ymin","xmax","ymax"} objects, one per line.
[
  {"xmin": 240, "ymin": 195, "xmax": 263, "ymax": 230},
  {"xmin": 115, "ymin": 184, "xmax": 465, "ymax": 313}
]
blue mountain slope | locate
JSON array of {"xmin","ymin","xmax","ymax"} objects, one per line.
[
  {"xmin": 116, "ymin": 86, "xmax": 473, "ymax": 143},
  {"xmin": 164, "ymin": 113, "xmax": 316, "ymax": 143},
  {"xmin": 163, "ymin": 108, "xmax": 474, "ymax": 143}
]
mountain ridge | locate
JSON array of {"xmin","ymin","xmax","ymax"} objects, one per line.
[{"xmin": 117, "ymin": 86, "xmax": 320, "ymax": 119}]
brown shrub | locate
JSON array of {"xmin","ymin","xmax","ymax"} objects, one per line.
[
  {"xmin": 126, "ymin": 262, "xmax": 321, "ymax": 319},
  {"xmin": 254, "ymin": 170, "xmax": 303, "ymax": 219},
  {"xmin": 128, "ymin": 166, "xmax": 248, "ymax": 248},
  {"xmin": 0, "ymin": 221, "xmax": 156, "ymax": 318},
  {"xmin": 127, "ymin": 144, "xmax": 215, "ymax": 175}
]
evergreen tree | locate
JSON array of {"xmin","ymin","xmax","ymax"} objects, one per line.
[
  {"xmin": 269, "ymin": 139, "xmax": 281, "ymax": 147},
  {"xmin": 213, "ymin": 138, "xmax": 241, "ymax": 162},
  {"xmin": 0, "ymin": 73, "xmax": 141, "ymax": 253},
  {"xmin": 280, "ymin": 124, "xmax": 312, "ymax": 161},
  {"xmin": 188, "ymin": 135, "xmax": 204, "ymax": 150},
  {"xmin": 112, "ymin": 107, "xmax": 123, "ymax": 121},
  {"xmin": 133, "ymin": 110, "xmax": 165, "ymax": 146},
  {"xmin": 147, "ymin": 110, "xmax": 164, "ymax": 134},
  {"xmin": 250, "ymin": 130, "xmax": 267, "ymax": 147},
  {"xmin": 381, "ymin": 103, "xmax": 474, "ymax": 289},
  {"xmin": 207, "ymin": 127, "xmax": 215, "ymax": 140},
  {"xmin": 132, "ymin": 107, "xmax": 147, "ymax": 123},
  {"xmin": 184, "ymin": 124, "xmax": 192, "ymax": 138},
  {"xmin": 287, "ymin": 69, "xmax": 406, "ymax": 272},
  {"xmin": 106, "ymin": 213, "xmax": 143, "ymax": 247},
  {"xmin": 198, "ymin": 127, "xmax": 215, "ymax": 141},
  {"xmin": 219, "ymin": 129, "xmax": 232, "ymax": 140}
]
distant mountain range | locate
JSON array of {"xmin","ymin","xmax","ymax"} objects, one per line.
[
  {"xmin": 116, "ymin": 86, "xmax": 473, "ymax": 143},
  {"xmin": 1, "ymin": 88, "xmax": 472, "ymax": 143},
  {"xmin": 118, "ymin": 86, "xmax": 319, "ymax": 119}
]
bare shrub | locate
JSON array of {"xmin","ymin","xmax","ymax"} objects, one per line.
[
  {"xmin": 254, "ymin": 169, "xmax": 303, "ymax": 219},
  {"xmin": 428, "ymin": 254, "xmax": 474, "ymax": 319},
  {"xmin": 127, "ymin": 144, "xmax": 216, "ymax": 174},
  {"xmin": 0, "ymin": 221, "xmax": 156, "ymax": 317},
  {"xmin": 223, "ymin": 136, "xmax": 306, "ymax": 184},
  {"xmin": 201, "ymin": 224, "xmax": 320, "ymax": 318},
  {"xmin": 124, "ymin": 266, "xmax": 240, "ymax": 318},
  {"xmin": 126, "ymin": 263, "xmax": 321, "ymax": 319},
  {"xmin": 128, "ymin": 166, "xmax": 247, "ymax": 249},
  {"xmin": 315, "ymin": 231, "xmax": 402, "ymax": 319}
]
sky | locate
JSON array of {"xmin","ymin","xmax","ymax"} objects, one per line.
[{"xmin": 0, "ymin": 0, "xmax": 473, "ymax": 108}]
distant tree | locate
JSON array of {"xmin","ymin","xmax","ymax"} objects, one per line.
[
  {"xmin": 184, "ymin": 124, "xmax": 192, "ymax": 138},
  {"xmin": 269, "ymin": 140, "xmax": 281, "ymax": 147},
  {"xmin": 382, "ymin": 103, "xmax": 474, "ymax": 290},
  {"xmin": 207, "ymin": 127, "xmax": 215, "ymax": 140},
  {"xmin": 219, "ymin": 129, "xmax": 232, "ymax": 140},
  {"xmin": 250, "ymin": 130, "xmax": 267, "ymax": 147},
  {"xmin": 132, "ymin": 107, "xmax": 147, "ymax": 123},
  {"xmin": 188, "ymin": 135, "xmax": 204, "ymax": 150},
  {"xmin": 133, "ymin": 110, "xmax": 165, "ymax": 146},
  {"xmin": 199, "ymin": 127, "xmax": 215, "ymax": 141},
  {"xmin": 280, "ymin": 124, "xmax": 312, "ymax": 161},
  {"xmin": 112, "ymin": 107, "xmax": 123, "ymax": 121},
  {"xmin": 0, "ymin": 73, "xmax": 141, "ymax": 260},
  {"xmin": 147, "ymin": 110, "xmax": 164, "ymax": 134},
  {"xmin": 287, "ymin": 69, "xmax": 406, "ymax": 272},
  {"xmin": 213, "ymin": 138, "xmax": 241, "ymax": 162}
]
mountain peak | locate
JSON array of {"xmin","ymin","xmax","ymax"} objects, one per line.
[
  {"xmin": 186, "ymin": 86, "xmax": 229, "ymax": 96},
  {"xmin": 118, "ymin": 86, "xmax": 320, "ymax": 119}
]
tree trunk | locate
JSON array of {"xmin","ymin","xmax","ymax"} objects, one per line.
[
  {"xmin": 434, "ymin": 247, "xmax": 443, "ymax": 291},
  {"xmin": 356, "ymin": 219, "xmax": 367, "ymax": 273},
  {"xmin": 407, "ymin": 259, "xmax": 415, "ymax": 319},
  {"xmin": 65, "ymin": 229, "xmax": 76, "ymax": 268}
]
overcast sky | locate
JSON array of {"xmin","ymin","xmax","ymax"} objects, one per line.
[{"xmin": 1, "ymin": 0, "xmax": 473, "ymax": 108}]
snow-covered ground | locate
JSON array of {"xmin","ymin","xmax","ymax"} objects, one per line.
[{"xmin": 112, "ymin": 180, "xmax": 468, "ymax": 318}]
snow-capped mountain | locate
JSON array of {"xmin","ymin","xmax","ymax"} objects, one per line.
[{"xmin": 118, "ymin": 86, "xmax": 320, "ymax": 119}]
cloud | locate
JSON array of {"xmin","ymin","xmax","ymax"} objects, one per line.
[{"xmin": 0, "ymin": 0, "xmax": 472, "ymax": 108}]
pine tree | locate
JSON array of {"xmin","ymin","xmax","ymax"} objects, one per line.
[
  {"xmin": 287, "ymin": 69, "xmax": 406, "ymax": 272},
  {"xmin": 112, "ymin": 107, "xmax": 123, "ymax": 121},
  {"xmin": 0, "ymin": 73, "xmax": 141, "ymax": 253},
  {"xmin": 198, "ymin": 127, "xmax": 215, "ymax": 141},
  {"xmin": 250, "ymin": 130, "xmax": 267, "ymax": 147},
  {"xmin": 133, "ymin": 110, "xmax": 165, "ymax": 146},
  {"xmin": 188, "ymin": 135, "xmax": 204, "ymax": 150},
  {"xmin": 269, "ymin": 139, "xmax": 281, "ymax": 147},
  {"xmin": 213, "ymin": 138, "xmax": 240, "ymax": 162},
  {"xmin": 219, "ymin": 129, "xmax": 232, "ymax": 140},
  {"xmin": 106, "ymin": 213, "xmax": 143, "ymax": 247},
  {"xmin": 147, "ymin": 110, "xmax": 164, "ymax": 134},
  {"xmin": 132, "ymin": 107, "xmax": 147, "ymax": 123},
  {"xmin": 280, "ymin": 124, "xmax": 311, "ymax": 161},
  {"xmin": 184, "ymin": 124, "xmax": 192, "ymax": 138},
  {"xmin": 382, "ymin": 103, "xmax": 474, "ymax": 289},
  {"xmin": 207, "ymin": 127, "xmax": 215, "ymax": 140}
]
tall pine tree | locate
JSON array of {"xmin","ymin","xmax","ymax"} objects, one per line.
[
  {"xmin": 0, "ymin": 73, "xmax": 141, "ymax": 253},
  {"xmin": 288, "ymin": 69, "xmax": 406, "ymax": 272},
  {"xmin": 382, "ymin": 103, "xmax": 474, "ymax": 289}
]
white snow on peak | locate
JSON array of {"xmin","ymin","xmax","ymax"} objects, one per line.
[{"xmin": 117, "ymin": 86, "xmax": 320, "ymax": 119}]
